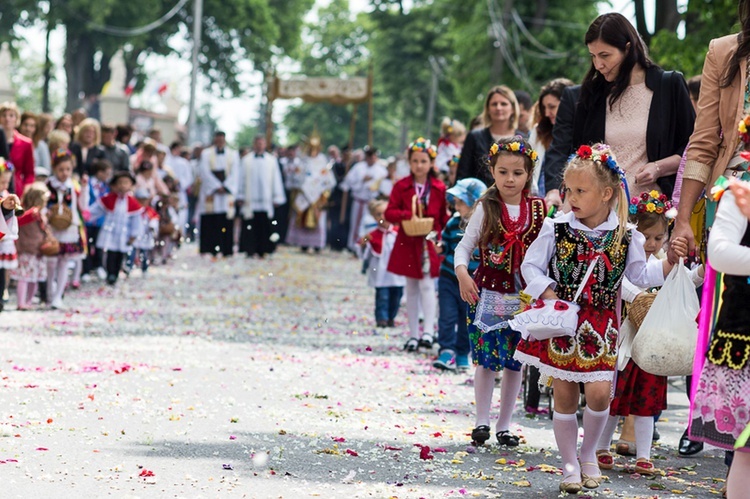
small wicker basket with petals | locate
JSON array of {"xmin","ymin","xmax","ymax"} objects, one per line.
[{"xmin": 401, "ymin": 195, "xmax": 434, "ymax": 237}]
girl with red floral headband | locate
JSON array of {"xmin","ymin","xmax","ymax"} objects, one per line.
[
  {"xmin": 596, "ymin": 191, "xmax": 702, "ymax": 475},
  {"xmin": 513, "ymin": 143, "xmax": 685, "ymax": 493}
]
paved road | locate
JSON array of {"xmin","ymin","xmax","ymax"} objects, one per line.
[{"xmin": 0, "ymin": 247, "xmax": 726, "ymax": 498}]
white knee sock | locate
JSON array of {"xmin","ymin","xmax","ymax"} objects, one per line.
[
  {"xmin": 46, "ymin": 258, "xmax": 58, "ymax": 298},
  {"xmin": 580, "ymin": 406, "xmax": 610, "ymax": 477},
  {"xmin": 496, "ymin": 369, "xmax": 522, "ymax": 432},
  {"xmin": 418, "ymin": 276, "xmax": 436, "ymax": 339},
  {"xmin": 634, "ymin": 415, "xmax": 654, "ymax": 460},
  {"xmin": 553, "ymin": 411, "xmax": 580, "ymax": 482},
  {"xmin": 597, "ymin": 415, "xmax": 619, "ymax": 452},
  {"xmin": 26, "ymin": 282, "xmax": 37, "ymax": 304},
  {"xmin": 72, "ymin": 259, "xmax": 82, "ymax": 283},
  {"xmin": 474, "ymin": 367, "xmax": 495, "ymax": 427},
  {"xmin": 727, "ymin": 450, "xmax": 750, "ymax": 499},
  {"xmin": 405, "ymin": 278, "xmax": 421, "ymax": 339},
  {"xmin": 16, "ymin": 281, "xmax": 28, "ymax": 308},
  {"xmin": 53, "ymin": 257, "xmax": 69, "ymax": 302}
]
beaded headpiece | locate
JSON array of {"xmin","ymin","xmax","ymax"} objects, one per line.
[
  {"xmin": 408, "ymin": 137, "xmax": 437, "ymax": 159},
  {"xmin": 629, "ymin": 190, "xmax": 674, "ymax": 218},
  {"xmin": 0, "ymin": 157, "xmax": 12, "ymax": 173},
  {"xmin": 53, "ymin": 148, "xmax": 72, "ymax": 159},
  {"xmin": 488, "ymin": 138, "xmax": 538, "ymax": 164},
  {"xmin": 570, "ymin": 144, "xmax": 630, "ymax": 201}
]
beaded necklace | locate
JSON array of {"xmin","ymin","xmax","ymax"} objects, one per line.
[{"xmin": 498, "ymin": 194, "xmax": 527, "ymax": 233}]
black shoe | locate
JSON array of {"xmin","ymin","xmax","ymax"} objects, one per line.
[
  {"xmin": 496, "ymin": 430, "xmax": 520, "ymax": 447},
  {"xmin": 376, "ymin": 320, "xmax": 387, "ymax": 328},
  {"xmin": 386, "ymin": 319, "xmax": 395, "ymax": 327},
  {"xmin": 418, "ymin": 334, "xmax": 434, "ymax": 349},
  {"xmin": 471, "ymin": 425, "xmax": 491, "ymax": 445},
  {"xmin": 678, "ymin": 429, "xmax": 703, "ymax": 456},
  {"xmin": 403, "ymin": 338, "xmax": 419, "ymax": 352},
  {"xmin": 652, "ymin": 424, "xmax": 660, "ymax": 442}
]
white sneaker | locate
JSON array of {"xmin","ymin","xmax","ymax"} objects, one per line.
[
  {"xmin": 81, "ymin": 274, "xmax": 92, "ymax": 283},
  {"xmin": 50, "ymin": 298, "xmax": 66, "ymax": 310},
  {"xmin": 96, "ymin": 267, "xmax": 107, "ymax": 280}
]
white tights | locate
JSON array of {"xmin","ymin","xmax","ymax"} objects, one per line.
[
  {"xmin": 46, "ymin": 255, "xmax": 70, "ymax": 304},
  {"xmin": 474, "ymin": 366, "xmax": 522, "ymax": 431},
  {"xmin": 728, "ymin": 451, "xmax": 750, "ymax": 499},
  {"xmin": 405, "ymin": 276, "xmax": 435, "ymax": 339},
  {"xmin": 598, "ymin": 414, "xmax": 654, "ymax": 460}
]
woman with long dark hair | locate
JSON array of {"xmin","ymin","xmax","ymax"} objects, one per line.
[{"xmin": 575, "ymin": 13, "xmax": 693, "ymax": 198}]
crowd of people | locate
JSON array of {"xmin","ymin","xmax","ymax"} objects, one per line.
[{"xmin": 2, "ymin": 6, "xmax": 750, "ymax": 497}]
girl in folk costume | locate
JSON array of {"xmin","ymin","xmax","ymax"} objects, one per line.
[
  {"xmin": 0, "ymin": 162, "xmax": 18, "ymax": 305},
  {"xmin": 46, "ymin": 149, "xmax": 88, "ymax": 310},
  {"xmin": 361, "ymin": 199, "xmax": 405, "ymax": 328},
  {"xmin": 597, "ymin": 192, "xmax": 701, "ymax": 474},
  {"xmin": 88, "ymin": 171, "xmax": 142, "ymax": 285},
  {"xmin": 435, "ymin": 117, "xmax": 466, "ymax": 177},
  {"xmin": 127, "ymin": 189, "xmax": 159, "ymax": 275},
  {"xmin": 454, "ymin": 137, "xmax": 546, "ymax": 446},
  {"xmin": 196, "ymin": 131, "xmax": 240, "ymax": 256},
  {"xmin": 286, "ymin": 134, "xmax": 336, "ymax": 252},
  {"xmin": 13, "ymin": 182, "xmax": 50, "ymax": 310},
  {"xmin": 689, "ymin": 120, "xmax": 750, "ymax": 498},
  {"xmin": 385, "ymin": 138, "xmax": 449, "ymax": 351},
  {"xmin": 513, "ymin": 144, "xmax": 680, "ymax": 493}
]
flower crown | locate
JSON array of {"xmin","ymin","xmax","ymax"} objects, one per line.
[
  {"xmin": 54, "ymin": 148, "xmax": 71, "ymax": 159},
  {"xmin": 739, "ymin": 115, "xmax": 750, "ymax": 144},
  {"xmin": 408, "ymin": 137, "xmax": 437, "ymax": 159},
  {"xmin": 0, "ymin": 157, "xmax": 12, "ymax": 173},
  {"xmin": 488, "ymin": 139, "xmax": 538, "ymax": 164},
  {"xmin": 570, "ymin": 144, "xmax": 630, "ymax": 200},
  {"xmin": 629, "ymin": 190, "xmax": 674, "ymax": 216}
]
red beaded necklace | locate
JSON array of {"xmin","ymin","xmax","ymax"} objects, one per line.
[{"xmin": 499, "ymin": 194, "xmax": 528, "ymax": 233}]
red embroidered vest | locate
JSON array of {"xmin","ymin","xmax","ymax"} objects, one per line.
[{"xmin": 472, "ymin": 197, "xmax": 545, "ymax": 292}]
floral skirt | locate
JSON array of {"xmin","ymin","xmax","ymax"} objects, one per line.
[
  {"xmin": 468, "ymin": 303, "xmax": 522, "ymax": 372},
  {"xmin": 610, "ymin": 359, "xmax": 667, "ymax": 417},
  {"xmin": 690, "ymin": 360, "xmax": 750, "ymax": 452},
  {"xmin": 11, "ymin": 254, "xmax": 47, "ymax": 282},
  {"xmin": 514, "ymin": 305, "xmax": 618, "ymax": 384}
]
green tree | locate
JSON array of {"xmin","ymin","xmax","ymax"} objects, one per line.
[
  {"xmin": 233, "ymin": 122, "xmax": 259, "ymax": 149},
  {"xmin": 40, "ymin": 0, "xmax": 313, "ymax": 111}
]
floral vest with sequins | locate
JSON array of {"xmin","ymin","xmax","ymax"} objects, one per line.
[
  {"xmin": 548, "ymin": 223, "xmax": 631, "ymax": 310},
  {"xmin": 707, "ymin": 227, "xmax": 750, "ymax": 370},
  {"xmin": 473, "ymin": 197, "xmax": 545, "ymax": 292}
]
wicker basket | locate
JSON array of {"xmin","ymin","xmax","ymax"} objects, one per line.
[
  {"xmin": 627, "ymin": 292, "xmax": 657, "ymax": 330},
  {"xmin": 401, "ymin": 195, "xmax": 434, "ymax": 237}
]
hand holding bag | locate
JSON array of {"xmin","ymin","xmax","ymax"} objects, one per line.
[
  {"xmin": 631, "ymin": 258, "xmax": 699, "ymax": 376},
  {"xmin": 508, "ymin": 256, "xmax": 598, "ymax": 341}
]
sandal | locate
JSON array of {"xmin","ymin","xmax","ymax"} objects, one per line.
[
  {"xmin": 596, "ymin": 450, "xmax": 614, "ymax": 470},
  {"xmin": 470, "ymin": 425, "xmax": 491, "ymax": 445},
  {"xmin": 615, "ymin": 439, "xmax": 636, "ymax": 456},
  {"xmin": 496, "ymin": 430, "xmax": 520, "ymax": 447},
  {"xmin": 558, "ymin": 480, "xmax": 582, "ymax": 494},
  {"xmin": 634, "ymin": 458, "xmax": 655, "ymax": 475},
  {"xmin": 403, "ymin": 338, "xmax": 419, "ymax": 352},
  {"xmin": 580, "ymin": 462, "xmax": 604, "ymax": 489}
]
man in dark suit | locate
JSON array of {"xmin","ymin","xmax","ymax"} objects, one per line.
[{"xmin": 542, "ymin": 85, "xmax": 580, "ymax": 209}]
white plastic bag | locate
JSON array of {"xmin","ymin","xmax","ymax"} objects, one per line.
[{"xmin": 631, "ymin": 259, "xmax": 699, "ymax": 376}]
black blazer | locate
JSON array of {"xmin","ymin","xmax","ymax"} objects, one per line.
[
  {"xmin": 70, "ymin": 142, "xmax": 106, "ymax": 177},
  {"xmin": 543, "ymin": 85, "xmax": 581, "ymax": 193},
  {"xmin": 571, "ymin": 66, "xmax": 695, "ymax": 196},
  {"xmin": 456, "ymin": 127, "xmax": 494, "ymax": 187}
]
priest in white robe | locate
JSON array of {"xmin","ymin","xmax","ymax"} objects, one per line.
[
  {"xmin": 236, "ymin": 136, "xmax": 286, "ymax": 258},
  {"xmin": 197, "ymin": 131, "xmax": 240, "ymax": 256}
]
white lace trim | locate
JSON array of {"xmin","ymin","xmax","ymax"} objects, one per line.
[{"xmin": 513, "ymin": 351, "xmax": 615, "ymax": 384}]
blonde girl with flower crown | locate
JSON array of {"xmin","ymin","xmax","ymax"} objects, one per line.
[
  {"xmin": 455, "ymin": 136, "xmax": 546, "ymax": 448},
  {"xmin": 435, "ymin": 117, "xmax": 466, "ymax": 178},
  {"xmin": 513, "ymin": 144, "xmax": 685, "ymax": 494},
  {"xmin": 385, "ymin": 138, "xmax": 449, "ymax": 352}
]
